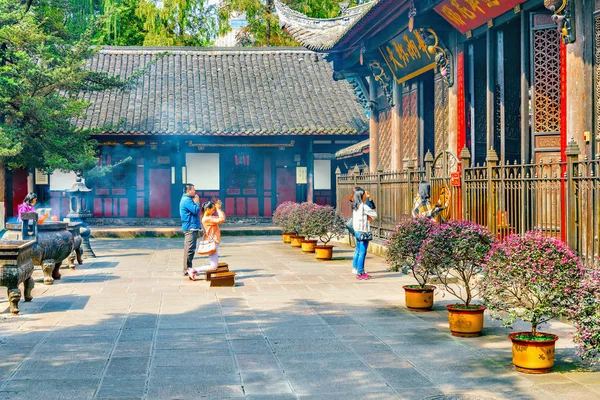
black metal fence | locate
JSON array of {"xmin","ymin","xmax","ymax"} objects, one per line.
[{"xmin": 336, "ymin": 142, "xmax": 599, "ymax": 269}]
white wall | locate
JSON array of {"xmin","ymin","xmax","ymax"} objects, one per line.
[
  {"xmin": 186, "ymin": 153, "xmax": 220, "ymax": 190},
  {"xmin": 50, "ymin": 171, "xmax": 78, "ymax": 191},
  {"xmin": 314, "ymin": 159, "xmax": 331, "ymax": 190}
]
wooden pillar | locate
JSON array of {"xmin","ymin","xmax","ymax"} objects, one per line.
[
  {"xmin": 368, "ymin": 76, "xmax": 379, "ymax": 173},
  {"xmin": 566, "ymin": 0, "xmax": 593, "ymax": 158},
  {"xmin": 486, "ymin": 29, "xmax": 495, "ymax": 150},
  {"xmin": 520, "ymin": 10, "xmax": 530, "ymax": 163},
  {"xmin": 391, "ymin": 82, "xmax": 402, "ymax": 171}
]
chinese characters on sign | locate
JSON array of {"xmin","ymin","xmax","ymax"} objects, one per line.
[
  {"xmin": 296, "ymin": 167, "xmax": 307, "ymax": 184},
  {"xmin": 378, "ymin": 28, "xmax": 437, "ymax": 85},
  {"xmin": 434, "ymin": 0, "xmax": 526, "ymax": 34}
]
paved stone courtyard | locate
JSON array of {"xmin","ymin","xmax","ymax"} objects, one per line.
[{"xmin": 1, "ymin": 237, "xmax": 599, "ymax": 400}]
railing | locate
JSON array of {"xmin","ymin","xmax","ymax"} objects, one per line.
[{"xmin": 335, "ymin": 141, "xmax": 600, "ymax": 269}]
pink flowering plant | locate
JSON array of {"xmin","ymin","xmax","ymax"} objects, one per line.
[
  {"xmin": 481, "ymin": 231, "xmax": 587, "ymax": 339},
  {"xmin": 273, "ymin": 202, "xmax": 299, "ymax": 233},
  {"xmin": 301, "ymin": 205, "xmax": 346, "ymax": 245},
  {"xmin": 418, "ymin": 220, "xmax": 494, "ymax": 307},
  {"xmin": 568, "ymin": 268, "xmax": 600, "ymax": 364},
  {"xmin": 385, "ymin": 217, "xmax": 435, "ymax": 288},
  {"xmin": 297, "ymin": 203, "xmax": 322, "ymax": 239},
  {"xmin": 287, "ymin": 202, "xmax": 315, "ymax": 236}
]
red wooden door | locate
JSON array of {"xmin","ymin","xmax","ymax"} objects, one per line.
[
  {"xmin": 276, "ymin": 167, "xmax": 296, "ymax": 206},
  {"xmin": 149, "ymin": 169, "xmax": 171, "ymax": 218},
  {"xmin": 11, "ymin": 169, "xmax": 28, "ymax": 217}
]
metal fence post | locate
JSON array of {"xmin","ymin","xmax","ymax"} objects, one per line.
[
  {"xmin": 335, "ymin": 166, "xmax": 342, "ymax": 213},
  {"xmin": 460, "ymin": 147, "xmax": 471, "ymax": 221},
  {"xmin": 565, "ymin": 140, "xmax": 580, "ymax": 251},
  {"xmin": 377, "ymin": 168, "xmax": 383, "ymax": 238},
  {"xmin": 486, "ymin": 148, "xmax": 499, "ymax": 235},
  {"xmin": 424, "ymin": 151, "xmax": 434, "ymax": 182}
]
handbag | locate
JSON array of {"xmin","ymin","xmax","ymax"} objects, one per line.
[
  {"xmin": 197, "ymin": 224, "xmax": 217, "ymax": 255},
  {"xmin": 357, "ymin": 231, "xmax": 373, "ymax": 241}
]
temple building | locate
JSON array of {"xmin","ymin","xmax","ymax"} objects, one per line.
[
  {"xmin": 3, "ymin": 47, "xmax": 368, "ymax": 221},
  {"xmin": 276, "ymin": 0, "xmax": 597, "ymax": 170},
  {"xmin": 277, "ymin": 0, "xmax": 600, "ymax": 267}
]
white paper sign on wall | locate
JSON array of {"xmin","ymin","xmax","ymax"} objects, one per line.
[{"xmin": 296, "ymin": 167, "xmax": 307, "ymax": 184}]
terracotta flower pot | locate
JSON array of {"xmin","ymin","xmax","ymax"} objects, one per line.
[
  {"xmin": 301, "ymin": 239, "xmax": 318, "ymax": 253},
  {"xmin": 509, "ymin": 332, "xmax": 558, "ymax": 374},
  {"xmin": 290, "ymin": 236, "xmax": 305, "ymax": 248},
  {"xmin": 315, "ymin": 245, "xmax": 334, "ymax": 260},
  {"xmin": 403, "ymin": 285, "xmax": 435, "ymax": 311},
  {"xmin": 446, "ymin": 304, "xmax": 486, "ymax": 337},
  {"xmin": 282, "ymin": 232, "xmax": 295, "ymax": 243}
]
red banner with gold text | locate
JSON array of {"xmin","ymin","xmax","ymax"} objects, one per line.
[{"xmin": 434, "ymin": 0, "xmax": 526, "ymax": 34}]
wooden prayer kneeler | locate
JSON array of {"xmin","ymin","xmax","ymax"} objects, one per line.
[
  {"xmin": 210, "ymin": 271, "xmax": 235, "ymax": 287},
  {"xmin": 206, "ymin": 262, "xmax": 229, "ymax": 281}
]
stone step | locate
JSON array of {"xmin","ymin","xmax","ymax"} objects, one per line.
[{"xmin": 90, "ymin": 225, "xmax": 281, "ymax": 238}]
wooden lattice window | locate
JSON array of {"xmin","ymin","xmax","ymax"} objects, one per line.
[
  {"xmin": 378, "ymin": 108, "xmax": 392, "ymax": 171},
  {"xmin": 434, "ymin": 76, "xmax": 449, "ymax": 154},
  {"xmin": 594, "ymin": 14, "xmax": 600, "ymax": 145},
  {"xmin": 532, "ymin": 24, "xmax": 561, "ymax": 134},
  {"xmin": 402, "ymin": 82, "xmax": 419, "ymax": 164}
]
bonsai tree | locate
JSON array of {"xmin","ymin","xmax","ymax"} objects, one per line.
[
  {"xmin": 273, "ymin": 202, "xmax": 298, "ymax": 233},
  {"xmin": 386, "ymin": 217, "xmax": 435, "ymax": 288},
  {"xmin": 302, "ymin": 205, "xmax": 346, "ymax": 245},
  {"xmin": 419, "ymin": 220, "xmax": 494, "ymax": 307},
  {"xmin": 482, "ymin": 231, "xmax": 587, "ymax": 337}
]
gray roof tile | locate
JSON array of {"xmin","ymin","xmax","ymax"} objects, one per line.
[{"xmin": 76, "ymin": 47, "xmax": 367, "ymax": 136}]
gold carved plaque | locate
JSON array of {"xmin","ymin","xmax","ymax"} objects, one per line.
[{"xmin": 535, "ymin": 135, "xmax": 561, "ymax": 149}]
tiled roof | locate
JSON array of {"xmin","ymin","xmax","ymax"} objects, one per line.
[
  {"xmin": 335, "ymin": 139, "xmax": 369, "ymax": 159},
  {"xmin": 274, "ymin": 0, "xmax": 378, "ymax": 51},
  {"xmin": 76, "ymin": 47, "xmax": 369, "ymax": 136}
]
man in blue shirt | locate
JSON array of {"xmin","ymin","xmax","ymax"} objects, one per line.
[{"xmin": 180, "ymin": 183, "xmax": 201, "ymax": 279}]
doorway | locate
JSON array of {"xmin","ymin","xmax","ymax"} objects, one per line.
[
  {"xmin": 149, "ymin": 168, "xmax": 171, "ymax": 218},
  {"xmin": 276, "ymin": 166, "xmax": 296, "ymax": 206}
]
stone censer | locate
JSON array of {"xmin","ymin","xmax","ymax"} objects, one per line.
[
  {"xmin": 0, "ymin": 240, "xmax": 35, "ymax": 314},
  {"xmin": 4, "ymin": 213, "xmax": 74, "ymax": 285}
]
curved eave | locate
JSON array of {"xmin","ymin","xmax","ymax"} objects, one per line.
[
  {"xmin": 335, "ymin": 139, "xmax": 370, "ymax": 159},
  {"xmin": 275, "ymin": 0, "xmax": 379, "ymax": 52}
]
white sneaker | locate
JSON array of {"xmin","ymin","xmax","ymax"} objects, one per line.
[{"xmin": 352, "ymin": 268, "xmax": 358, "ymax": 275}]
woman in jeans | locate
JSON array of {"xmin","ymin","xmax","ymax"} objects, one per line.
[
  {"xmin": 351, "ymin": 187, "xmax": 377, "ymax": 280},
  {"xmin": 194, "ymin": 200, "xmax": 226, "ymax": 277}
]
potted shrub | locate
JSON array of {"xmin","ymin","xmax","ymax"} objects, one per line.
[
  {"xmin": 299, "ymin": 204, "xmax": 321, "ymax": 253},
  {"xmin": 288, "ymin": 203, "xmax": 313, "ymax": 248},
  {"xmin": 419, "ymin": 220, "xmax": 494, "ymax": 337},
  {"xmin": 386, "ymin": 217, "xmax": 436, "ymax": 311},
  {"xmin": 312, "ymin": 206, "xmax": 346, "ymax": 260},
  {"xmin": 482, "ymin": 231, "xmax": 588, "ymax": 373},
  {"xmin": 273, "ymin": 202, "xmax": 298, "ymax": 243},
  {"xmin": 568, "ymin": 267, "xmax": 600, "ymax": 366}
]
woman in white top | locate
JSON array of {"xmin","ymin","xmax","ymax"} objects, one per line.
[{"xmin": 351, "ymin": 187, "xmax": 377, "ymax": 280}]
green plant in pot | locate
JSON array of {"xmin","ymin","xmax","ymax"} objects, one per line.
[
  {"xmin": 298, "ymin": 203, "xmax": 322, "ymax": 253},
  {"xmin": 287, "ymin": 202, "xmax": 313, "ymax": 248},
  {"xmin": 482, "ymin": 231, "xmax": 590, "ymax": 373},
  {"xmin": 419, "ymin": 220, "xmax": 494, "ymax": 337},
  {"xmin": 386, "ymin": 217, "xmax": 436, "ymax": 311},
  {"xmin": 273, "ymin": 202, "xmax": 299, "ymax": 243},
  {"xmin": 304, "ymin": 205, "xmax": 346, "ymax": 260}
]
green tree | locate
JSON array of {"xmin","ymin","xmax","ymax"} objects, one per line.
[
  {"xmin": 0, "ymin": 0, "xmax": 130, "ymax": 173},
  {"xmin": 218, "ymin": 0, "xmax": 353, "ymax": 47},
  {"xmin": 135, "ymin": 0, "xmax": 218, "ymax": 46}
]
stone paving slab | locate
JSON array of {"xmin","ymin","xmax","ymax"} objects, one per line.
[{"xmin": 1, "ymin": 236, "xmax": 600, "ymax": 399}]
